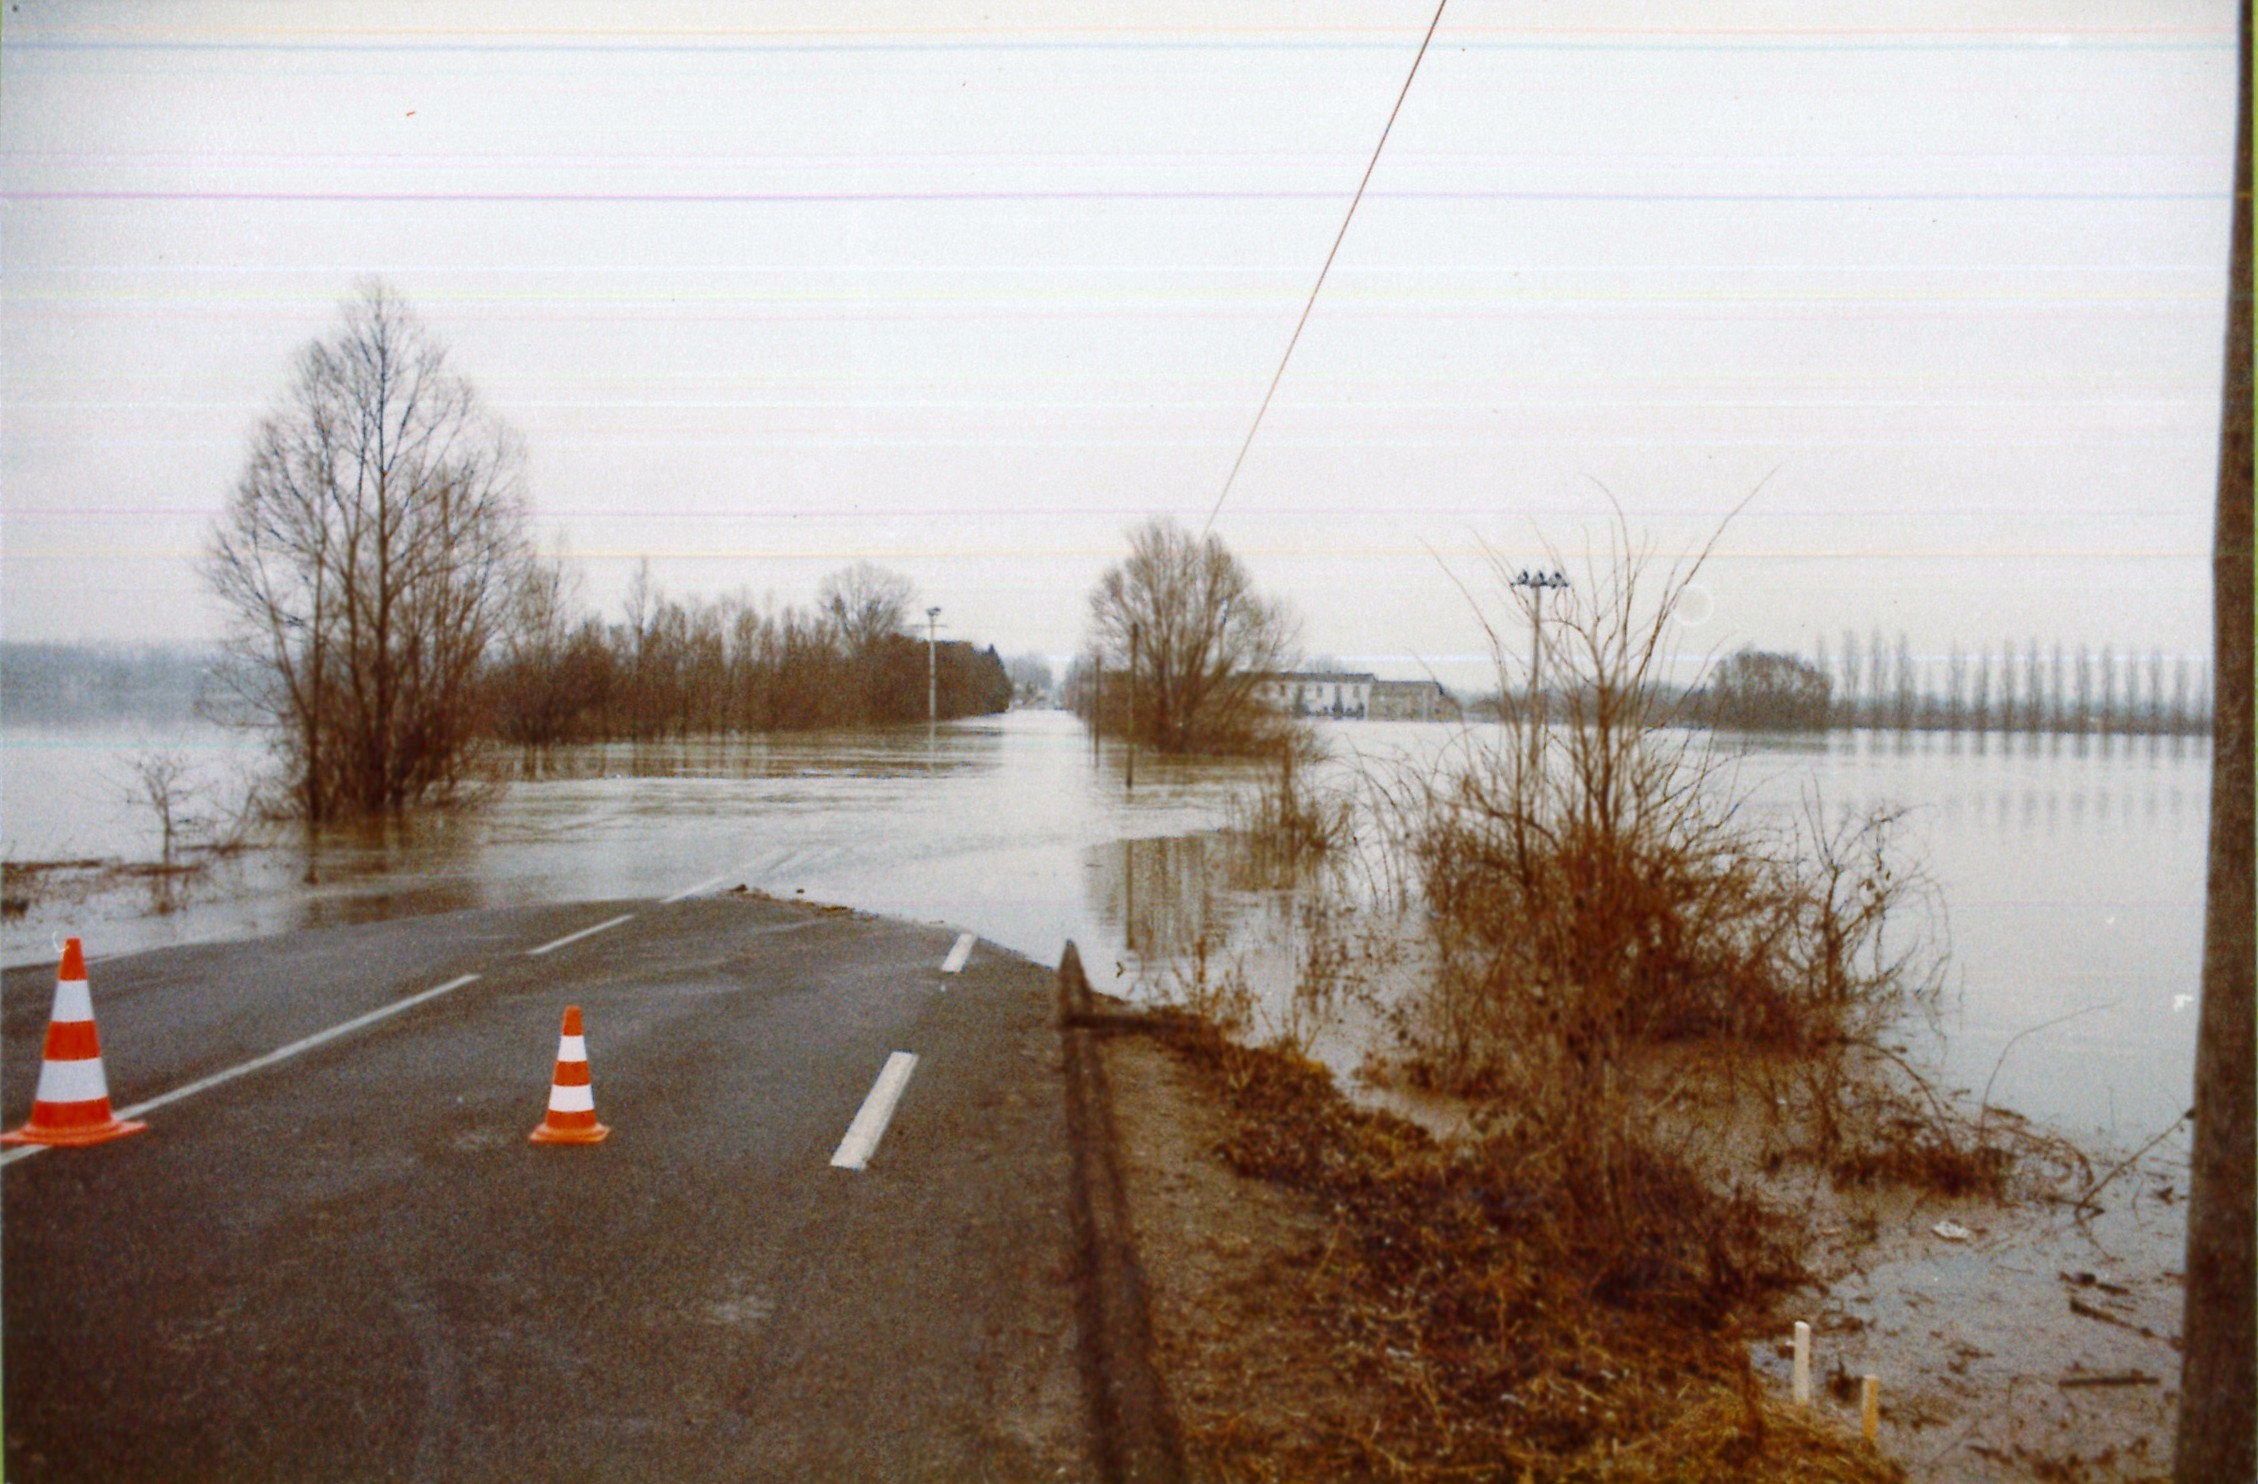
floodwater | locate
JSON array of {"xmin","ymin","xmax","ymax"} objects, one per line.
[{"xmin": 0, "ymin": 709, "xmax": 2210, "ymax": 1145}]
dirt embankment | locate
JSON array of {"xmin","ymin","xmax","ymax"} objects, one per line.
[
  {"xmin": 1099, "ymin": 1007, "xmax": 2184, "ymax": 1483},
  {"xmin": 1098, "ymin": 1008, "xmax": 1902, "ymax": 1483}
]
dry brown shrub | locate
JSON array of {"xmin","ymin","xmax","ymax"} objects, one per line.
[
  {"xmin": 1225, "ymin": 737, "xmax": 1354, "ymax": 884},
  {"xmin": 1143, "ymin": 1010, "xmax": 1900, "ymax": 1483},
  {"xmin": 1377, "ymin": 513, "xmax": 2011, "ymax": 1211}
]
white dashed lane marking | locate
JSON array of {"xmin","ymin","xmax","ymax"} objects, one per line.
[
  {"xmin": 662, "ymin": 874, "xmax": 736, "ymax": 904},
  {"xmin": 941, "ymin": 934, "xmax": 975, "ymax": 975},
  {"xmin": 830, "ymin": 1052, "xmax": 919, "ymax": 1172},
  {"xmin": 526, "ymin": 914, "xmax": 636, "ymax": 957},
  {"xmin": 0, "ymin": 973, "xmax": 486, "ymax": 1169}
]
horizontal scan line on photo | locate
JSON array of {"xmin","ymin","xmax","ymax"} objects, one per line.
[
  {"xmin": 6, "ymin": 37, "xmax": 2232, "ymax": 57},
  {"xmin": 2, "ymin": 189, "xmax": 2230, "ymax": 204}
]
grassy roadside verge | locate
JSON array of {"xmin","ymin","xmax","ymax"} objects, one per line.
[{"xmin": 1104, "ymin": 1003, "xmax": 1903, "ymax": 1483}]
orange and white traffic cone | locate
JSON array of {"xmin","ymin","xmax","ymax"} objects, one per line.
[
  {"xmin": 529, "ymin": 1004, "xmax": 609, "ymax": 1145},
  {"xmin": 3, "ymin": 938, "xmax": 147, "ymax": 1147}
]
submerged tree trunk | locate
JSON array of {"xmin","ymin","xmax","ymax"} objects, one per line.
[{"xmin": 2174, "ymin": 4, "xmax": 2255, "ymax": 1476}]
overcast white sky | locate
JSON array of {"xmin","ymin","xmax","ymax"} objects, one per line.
[{"xmin": 0, "ymin": 1, "xmax": 2239, "ymax": 688}]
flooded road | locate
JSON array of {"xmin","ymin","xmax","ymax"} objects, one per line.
[{"xmin": 1, "ymin": 709, "xmax": 2211, "ymax": 1143}]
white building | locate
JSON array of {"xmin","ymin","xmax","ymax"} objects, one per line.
[{"xmin": 1257, "ymin": 671, "xmax": 1376, "ymax": 719}]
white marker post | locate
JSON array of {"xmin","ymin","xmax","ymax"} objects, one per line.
[{"xmin": 1792, "ymin": 1320, "xmax": 1812, "ymax": 1406}]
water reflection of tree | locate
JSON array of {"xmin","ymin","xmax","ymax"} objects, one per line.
[
  {"xmin": 495, "ymin": 731, "xmax": 998, "ymax": 784},
  {"xmin": 1091, "ymin": 834, "xmax": 1239, "ymax": 967}
]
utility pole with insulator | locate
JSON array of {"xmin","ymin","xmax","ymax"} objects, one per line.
[
  {"xmin": 926, "ymin": 606, "xmax": 942, "ymax": 729},
  {"xmin": 1511, "ymin": 567, "xmax": 1571, "ymax": 736}
]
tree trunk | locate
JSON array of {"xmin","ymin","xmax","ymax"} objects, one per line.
[{"xmin": 2174, "ymin": 4, "xmax": 2255, "ymax": 1476}]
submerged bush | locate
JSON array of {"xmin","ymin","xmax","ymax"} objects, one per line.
[{"xmin": 1404, "ymin": 517, "xmax": 1939, "ymax": 1097}]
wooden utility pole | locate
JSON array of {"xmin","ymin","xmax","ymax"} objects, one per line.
[
  {"xmin": 1512, "ymin": 568, "xmax": 1570, "ymax": 768},
  {"xmin": 1127, "ymin": 622, "xmax": 1139, "ymax": 792},
  {"xmin": 2173, "ymin": 2, "xmax": 2254, "ymax": 1475},
  {"xmin": 925, "ymin": 606, "xmax": 941, "ymax": 730}
]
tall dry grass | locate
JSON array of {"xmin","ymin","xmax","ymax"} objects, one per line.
[
  {"xmin": 1364, "ymin": 512, "xmax": 2005, "ymax": 1276},
  {"xmin": 1409, "ymin": 516, "xmax": 1934, "ymax": 1071}
]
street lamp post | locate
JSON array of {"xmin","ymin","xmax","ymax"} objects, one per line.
[{"xmin": 926, "ymin": 606, "xmax": 942, "ymax": 728}]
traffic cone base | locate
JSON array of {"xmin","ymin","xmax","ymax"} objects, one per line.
[
  {"xmin": 528, "ymin": 1118, "xmax": 609, "ymax": 1146},
  {"xmin": 2, "ymin": 1114, "xmax": 148, "ymax": 1148},
  {"xmin": 530, "ymin": 1006, "xmax": 609, "ymax": 1145},
  {"xmin": 5, "ymin": 938, "xmax": 147, "ymax": 1148}
]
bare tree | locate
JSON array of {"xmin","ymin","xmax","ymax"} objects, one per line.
[
  {"xmin": 488, "ymin": 543, "xmax": 589, "ymax": 746},
  {"xmin": 819, "ymin": 561, "xmax": 916, "ymax": 661},
  {"xmin": 1085, "ymin": 517, "xmax": 1297, "ymax": 753},
  {"xmin": 1867, "ymin": 626, "xmax": 1887, "ymax": 725},
  {"xmin": 2073, "ymin": 644, "xmax": 2094, "ymax": 734},
  {"xmin": 206, "ymin": 281, "xmax": 531, "ymax": 820},
  {"xmin": 1892, "ymin": 631, "xmax": 1913, "ymax": 730},
  {"xmin": 622, "ymin": 557, "xmax": 659, "ymax": 739},
  {"xmin": 122, "ymin": 752, "xmax": 199, "ymax": 868},
  {"xmin": 2175, "ymin": 2, "xmax": 2253, "ymax": 1472},
  {"xmin": 1840, "ymin": 628, "xmax": 1861, "ymax": 724}
]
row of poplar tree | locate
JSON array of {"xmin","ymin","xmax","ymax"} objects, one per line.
[{"xmin": 1808, "ymin": 631, "xmax": 2214, "ymax": 734}]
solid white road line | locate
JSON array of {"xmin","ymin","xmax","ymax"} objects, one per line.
[
  {"xmin": 941, "ymin": 933, "xmax": 975, "ymax": 975},
  {"xmin": 0, "ymin": 973, "xmax": 485, "ymax": 1169},
  {"xmin": 829, "ymin": 1051, "xmax": 919, "ymax": 1171},
  {"xmin": 662, "ymin": 873, "xmax": 736, "ymax": 904},
  {"xmin": 526, "ymin": 913, "xmax": 636, "ymax": 957}
]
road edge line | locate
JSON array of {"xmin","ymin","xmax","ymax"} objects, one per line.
[
  {"xmin": 0, "ymin": 973, "xmax": 485, "ymax": 1169},
  {"xmin": 1057, "ymin": 941, "xmax": 1185, "ymax": 1484}
]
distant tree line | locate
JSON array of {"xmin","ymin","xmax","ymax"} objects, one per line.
[
  {"xmin": 203, "ymin": 281, "xmax": 1009, "ymax": 823},
  {"xmin": 0, "ymin": 643, "xmax": 216, "ymax": 726},
  {"xmin": 1462, "ymin": 635, "xmax": 2214, "ymax": 738},
  {"xmin": 1676, "ymin": 639, "xmax": 2214, "ymax": 735},
  {"xmin": 486, "ymin": 557, "xmax": 1010, "ymax": 747},
  {"xmin": 1673, "ymin": 635, "xmax": 2215, "ymax": 735}
]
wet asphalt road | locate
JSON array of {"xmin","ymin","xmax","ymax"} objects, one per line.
[{"xmin": 2, "ymin": 893, "xmax": 1087, "ymax": 1482}]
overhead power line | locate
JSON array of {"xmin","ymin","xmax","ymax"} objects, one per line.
[{"xmin": 1199, "ymin": 0, "xmax": 1451, "ymax": 540}]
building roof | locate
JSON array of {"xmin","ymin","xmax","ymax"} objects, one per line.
[{"xmin": 1265, "ymin": 670, "xmax": 1378, "ymax": 685}]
